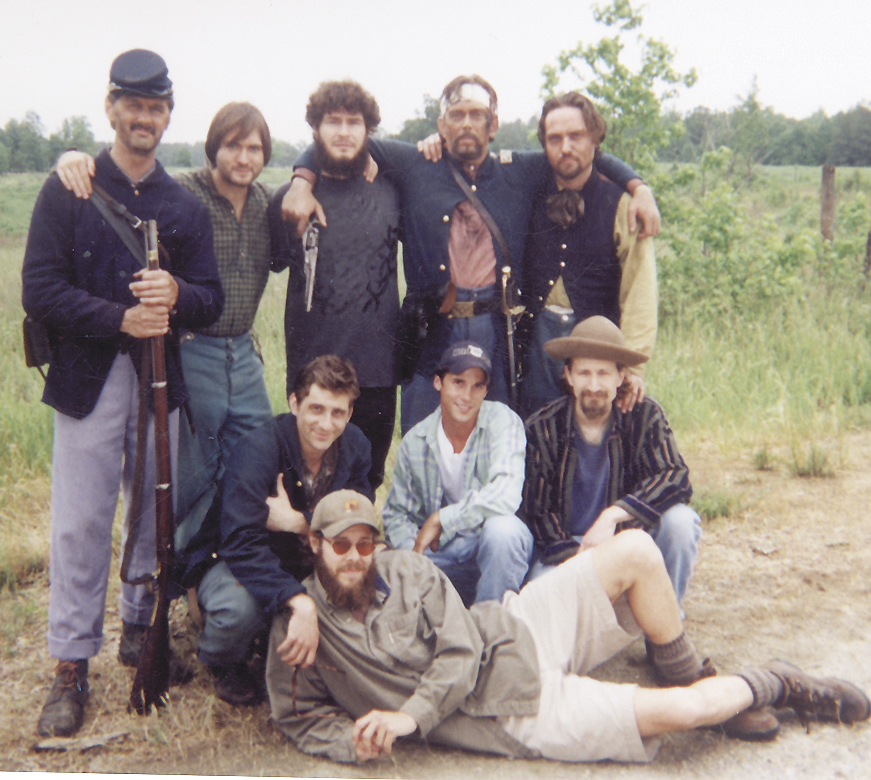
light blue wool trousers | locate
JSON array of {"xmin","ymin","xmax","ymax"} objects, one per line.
[{"xmin": 47, "ymin": 354, "xmax": 179, "ymax": 661}]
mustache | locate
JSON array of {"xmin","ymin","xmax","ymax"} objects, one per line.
[{"xmin": 130, "ymin": 123, "xmax": 155, "ymax": 134}]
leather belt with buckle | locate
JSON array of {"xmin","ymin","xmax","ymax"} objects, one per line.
[{"xmin": 446, "ymin": 297, "xmax": 501, "ymax": 318}]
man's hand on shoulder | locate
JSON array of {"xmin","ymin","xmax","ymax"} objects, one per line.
[
  {"xmin": 56, "ymin": 150, "xmax": 95, "ymax": 199},
  {"xmin": 412, "ymin": 511, "xmax": 442, "ymax": 554},
  {"xmin": 615, "ymin": 373, "xmax": 645, "ymax": 414},
  {"xmin": 416, "ymin": 133, "xmax": 444, "ymax": 163},
  {"xmin": 282, "ymin": 175, "xmax": 327, "ymax": 237},
  {"xmin": 352, "ymin": 709, "xmax": 417, "ymax": 761},
  {"xmin": 277, "ymin": 593, "xmax": 319, "ymax": 668},
  {"xmin": 363, "ymin": 154, "xmax": 379, "ymax": 183},
  {"xmin": 266, "ymin": 474, "xmax": 310, "ymax": 534},
  {"xmin": 626, "ymin": 182, "xmax": 661, "ymax": 239}
]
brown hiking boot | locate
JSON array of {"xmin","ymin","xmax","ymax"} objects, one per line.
[
  {"xmin": 721, "ymin": 707, "xmax": 781, "ymax": 741},
  {"xmin": 118, "ymin": 621, "xmax": 195, "ymax": 685},
  {"xmin": 764, "ymin": 659, "xmax": 871, "ymax": 729},
  {"xmin": 36, "ymin": 660, "xmax": 89, "ymax": 737}
]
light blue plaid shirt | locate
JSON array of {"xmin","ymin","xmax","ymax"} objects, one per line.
[{"xmin": 382, "ymin": 401, "xmax": 526, "ymax": 549}]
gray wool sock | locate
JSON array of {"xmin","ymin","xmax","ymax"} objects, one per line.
[
  {"xmin": 649, "ymin": 631, "xmax": 707, "ymax": 686},
  {"xmin": 737, "ymin": 669, "xmax": 786, "ymax": 709}
]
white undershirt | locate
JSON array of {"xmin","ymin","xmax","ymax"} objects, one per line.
[{"xmin": 437, "ymin": 422, "xmax": 469, "ymax": 505}]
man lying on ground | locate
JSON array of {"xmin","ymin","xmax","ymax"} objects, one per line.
[{"xmin": 265, "ymin": 490, "xmax": 870, "ymax": 764}]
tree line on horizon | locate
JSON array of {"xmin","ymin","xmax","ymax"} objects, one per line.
[{"xmin": 2, "ymin": 93, "xmax": 869, "ymax": 176}]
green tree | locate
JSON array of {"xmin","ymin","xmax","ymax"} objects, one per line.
[
  {"xmin": 47, "ymin": 115, "xmax": 97, "ymax": 162},
  {"xmin": 829, "ymin": 105, "xmax": 871, "ymax": 166},
  {"xmin": 392, "ymin": 96, "xmax": 440, "ymax": 143},
  {"xmin": 173, "ymin": 146, "xmax": 193, "ymax": 168},
  {"xmin": 268, "ymin": 139, "xmax": 303, "ymax": 167},
  {"xmin": 723, "ymin": 81, "xmax": 793, "ymax": 185},
  {"xmin": 491, "ymin": 116, "xmax": 538, "ymax": 152},
  {"xmin": 541, "ymin": 0, "xmax": 696, "ymax": 175},
  {"xmin": 2, "ymin": 113, "xmax": 49, "ymax": 172}
]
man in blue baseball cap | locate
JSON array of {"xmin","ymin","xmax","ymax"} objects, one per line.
[{"xmin": 382, "ymin": 340, "xmax": 532, "ymax": 604}]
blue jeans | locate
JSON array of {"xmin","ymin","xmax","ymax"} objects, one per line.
[
  {"xmin": 175, "ymin": 332, "xmax": 273, "ymax": 551},
  {"xmin": 648, "ymin": 503, "xmax": 702, "ymax": 605},
  {"xmin": 401, "ymin": 285, "xmax": 509, "ymax": 434},
  {"xmin": 196, "ymin": 561, "xmax": 266, "ymax": 668},
  {"xmin": 527, "ymin": 504, "xmax": 702, "ymax": 605},
  {"xmin": 418, "ymin": 515, "xmax": 534, "ymax": 605},
  {"xmin": 519, "ymin": 308, "xmax": 577, "ymax": 420}
]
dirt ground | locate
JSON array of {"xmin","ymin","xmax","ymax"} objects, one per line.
[{"xmin": 1, "ymin": 431, "xmax": 870, "ymax": 779}]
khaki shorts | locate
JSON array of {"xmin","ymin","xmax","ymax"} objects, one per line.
[{"xmin": 498, "ymin": 551, "xmax": 659, "ymax": 763}]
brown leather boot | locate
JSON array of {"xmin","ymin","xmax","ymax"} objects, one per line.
[
  {"xmin": 36, "ymin": 660, "xmax": 89, "ymax": 737},
  {"xmin": 721, "ymin": 707, "xmax": 781, "ymax": 741},
  {"xmin": 747, "ymin": 659, "xmax": 871, "ymax": 730}
]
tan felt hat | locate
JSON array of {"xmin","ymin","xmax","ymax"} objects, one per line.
[{"xmin": 544, "ymin": 316, "xmax": 648, "ymax": 367}]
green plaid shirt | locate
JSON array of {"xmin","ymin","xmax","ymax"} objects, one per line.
[{"xmin": 176, "ymin": 168, "xmax": 273, "ymax": 336}]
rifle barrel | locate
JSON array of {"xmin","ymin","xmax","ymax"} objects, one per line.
[{"xmin": 130, "ymin": 219, "xmax": 175, "ymax": 714}]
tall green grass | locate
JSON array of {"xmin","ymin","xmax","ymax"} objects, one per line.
[{"xmin": 647, "ymin": 290, "xmax": 871, "ymax": 447}]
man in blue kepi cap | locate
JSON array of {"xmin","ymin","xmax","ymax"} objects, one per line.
[
  {"xmin": 22, "ymin": 49, "xmax": 223, "ymax": 737},
  {"xmin": 381, "ymin": 340, "xmax": 533, "ymax": 605}
]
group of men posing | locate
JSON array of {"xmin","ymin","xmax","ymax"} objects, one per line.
[{"xmin": 23, "ymin": 48, "xmax": 869, "ymax": 765}]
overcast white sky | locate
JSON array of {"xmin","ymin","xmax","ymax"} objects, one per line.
[{"xmin": 1, "ymin": 0, "xmax": 869, "ymax": 146}]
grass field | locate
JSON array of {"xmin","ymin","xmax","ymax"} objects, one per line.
[{"xmin": 0, "ymin": 162, "xmax": 869, "ymax": 610}]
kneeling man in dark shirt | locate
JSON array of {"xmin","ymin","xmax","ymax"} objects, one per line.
[{"xmin": 183, "ymin": 355, "xmax": 372, "ymax": 705}]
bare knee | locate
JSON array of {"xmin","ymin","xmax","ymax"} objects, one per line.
[
  {"xmin": 615, "ymin": 529, "xmax": 663, "ymax": 577},
  {"xmin": 593, "ymin": 529, "xmax": 663, "ymax": 599}
]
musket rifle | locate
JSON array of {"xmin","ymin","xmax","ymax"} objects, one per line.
[{"xmin": 129, "ymin": 219, "xmax": 175, "ymax": 715}]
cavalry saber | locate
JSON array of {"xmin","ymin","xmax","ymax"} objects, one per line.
[
  {"xmin": 502, "ymin": 265, "xmax": 518, "ymax": 409},
  {"xmin": 130, "ymin": 219, "xmax": 175, "ymax": 715},
  {"xmin": 302, "ymin": 219, "xmax": 320, "ymax": 312}
]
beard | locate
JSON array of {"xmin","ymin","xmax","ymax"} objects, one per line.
[
  {"xmin": 578, "ymin": 390, "xmax": 610, "ymax": 420},
  {"xmin": 448, "ymin": 133, "xmax": 486, "ymax": 163},
  {"xmin": 315, "ymin": 549, "xmax": 377, "ymax": 611},
  {"xmin": 314, "ymin": 135, "xmax": 369, "ymax": 179}
]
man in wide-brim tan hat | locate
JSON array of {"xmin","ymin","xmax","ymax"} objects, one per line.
[{"xmin": 519, "ymin": 316, "xmax": 779, "ymax": 741}]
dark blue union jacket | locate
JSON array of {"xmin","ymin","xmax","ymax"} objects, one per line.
[
  {"xmin": 182, "ymin": 413, "xmax": 373, "ymax": 615},
  {"xmin": 22, "ymin": 149, "xmax": 223, "ymax": 418},
  {"xmin": 295, "ymin": 140, "xmax": 639, "ymax": 298}
]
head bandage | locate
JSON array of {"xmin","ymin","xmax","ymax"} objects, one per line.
[{"xmin": 440, "ymin": 83, "xmax": 494, "ymax": 115}]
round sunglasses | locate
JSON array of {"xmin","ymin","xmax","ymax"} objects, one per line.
[{"xmin": 322, "ymin": 537, "xmax": 376, "ymax": 556}]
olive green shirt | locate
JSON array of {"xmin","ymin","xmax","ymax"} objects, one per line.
[{"xmin": 266, "ymin": 550, "xmax": 541, "ymax": 763}]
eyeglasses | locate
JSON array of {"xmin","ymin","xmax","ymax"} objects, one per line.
[{"xmin": 321, "ymin": 537, "xmax": 375, "ymax": 556}]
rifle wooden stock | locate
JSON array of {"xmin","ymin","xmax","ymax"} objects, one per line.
[{"xmin": 130, "ymin": 219, "xmax": 175, "ymax": 715}]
